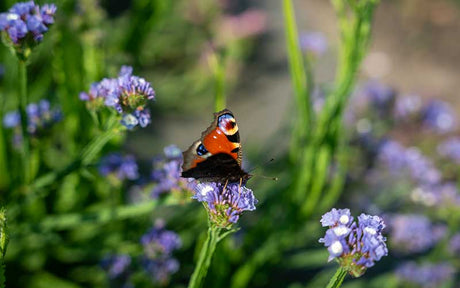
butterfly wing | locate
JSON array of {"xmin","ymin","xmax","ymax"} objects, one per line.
[{"xmin": 181, "ymin": 109, "xmax": 248, "ymax": 182}]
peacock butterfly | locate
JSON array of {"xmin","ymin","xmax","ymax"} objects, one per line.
[{"xmin": 181, "ymin": 109, "xmax": 251, "ymax": 183}]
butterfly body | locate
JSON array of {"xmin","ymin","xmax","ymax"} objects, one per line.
[{"xmin": 181, "ymin": 109, "xmax": 251, "ymax": 183}]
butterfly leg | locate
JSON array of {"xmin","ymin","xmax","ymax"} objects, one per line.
[
  {"xmin": 223, "ymin": 179, "xmax": 229, "ymax": 193},
  {"xmin": 238, "ymin": 178, "xmax": 243, "ymax": 198}
]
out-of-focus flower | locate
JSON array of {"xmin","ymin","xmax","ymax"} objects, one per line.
[
  {"xmin": 411, "ymin": 183, "xmax": 460, "ymax": 207},
  {"xmin": 394, "ymin": 94, "xmax": 422, "ymax": 120},
  {"xmin": 299, "ymin": 32, "xmax": 327, "ymax": 56},
  {"xmin": 80, "ymin": 66, "xmax": 155, "ymax": 129},
  {"xmin": 387, "ymin": 214, "xmax": 446, "ymax": 254},
  {"xmin": 438, "ymin": 137, "xmax": 460, "ymax": 164},
  {"xmin": 98, "ymin": 153, "xmax": 139, "ymax": 181},
  {"xmin": 218, "ymin": 9, "xmax": 266, "ymax": 44},
  {"xmin": 448, "ymin": 233, "xmax": 460, "ymax": 256},
  {"xmin": 0, "ymin": 1, "xmax": 57, "ymax": 59},
  {"xmin": 360, "ymin": 80, "xmax": 395, "ymax": 113},
  {"xmin": 101, "ymin": 254, "xmax": 131, "ymax": 280},
  {"xmin": 319, "ymin": 209, "xmax": 388, "ymax": 277},
  {"xmin": 378, "ymin": 140, "xmax": 407, "ymax": 172},
  {"xmin": 140, "ymin": 220, "xmax": 181, "ymax": 285},
  {"xmin": 422, "ymin": 100, "xmax": 457, "ymax": 134},
  {"xmin": 151, "ymin": 145, "xmax": 197, "ymax": 198},
  {"xmin": 396, "ymin": 262, "xmax": 455, "ymax": 288},
  {"xmin": 193, "ymin": 182, "xmax": 257, "ymax": 228},
  {"xmin": 2, "ymin": 100, "xmax": 61, "ymax": 145}
]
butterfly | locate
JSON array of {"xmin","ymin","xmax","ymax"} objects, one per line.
[{"xmin": 181, "ymin": 109, "xmax": 251, "ymax": 183}]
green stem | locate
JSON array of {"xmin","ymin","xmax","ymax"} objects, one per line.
[
  {"xmin": 17, "ymin": 60, "xmax": 31, "ymax": 184},
  {"xmin": 188, "ymin": 225, "xmax": 222, "ymax": 288},
  {"xmin": 325, "ymin": 266, "xmax": 348, "ymax": 288},
  {"xmin": 283, "ymin": 0, "xmax": 312, "ymax": 162},
  {"xmin": 0, "ymin": 261, "xmax": 4, "ymax": 288},
  {"xmin": 210, "ymin": 53, "xmax": 226, "ymax": 112},
  {"xmin": 31, "ymin": 119, "xmax": 120, "ymax": 190}
]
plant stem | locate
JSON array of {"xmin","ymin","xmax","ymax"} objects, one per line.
[
  {"xmin": 17, "ymin": 60, "xmax": 31, "ymax": 184},
  {"xmin": 210, "ymin": 53, "xmax": 226, "ymax": 112},
  {"xmin": 188, "ymin": 225, "xmax": 222, "ymax": 288},
  {"xmin": 325, "ymin": 266, "xmax": 348, "ymax": 288}
]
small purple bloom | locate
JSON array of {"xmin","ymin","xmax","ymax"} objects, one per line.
[
  {"xmin": 299, "ymin": 32, "xmax": 327, "ymax": 55},
  {"xmin": 438, "ymin": 137, "xmax": 460, "ymax": 164},
  {"xmin": 79, "ymin": 66, "xmax": 155, "ymax": 129},
  {"xmin": 448, "ymin": 233, "xmax": 460, "ymax": 255},
  {"xmin": 3, "ymin": 111, "xmax": 20, "ymax": 128},
  {"xmin": 394, "ymin": 94, "xmax": 422, "ymax": 120},
  {"xmin": 0, "ymin": 1, "xmax": 56, "ymax": 48},
  {"xmin": 387, "ymin": 214, "xmax": 446, "ymax": 254},
  {"xmin": 319, "ymin": 209, "xmax": 388, "ymax": 277},
  {"xmin": 99, "ymin": 153, "xmax": 139, "ymax": 181},
  {"xmin": 193, "ymin": 182, "xmax": 258, "ymax": 228},
  {"xmin": 101, "ymin": 254, "xmax": 131, "ymax": 280},
  {"xmin": 151, "ymin": 145, "xmax": 196, "ymax": 198},
  {"xmin": 360, "ymin": 80, "xmax": 395, "ymax": 114},
  {"xmin": 396, "ymin": 262, "xmax": 455, "ymax": 288},
  {"xmin": 378, "ymin": 140, "xmax": 407, "ymax": 172},
  {"xmin": 422, "ymin": 100, "xmax": 457, "ymax": 134},
  {"xmin": 140, "ymin": 221, "xmax": 181, "ymax": 284}
]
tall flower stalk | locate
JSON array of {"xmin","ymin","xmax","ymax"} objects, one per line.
[{"xmin": 187, "ymin": 182, "xmax": 257, "ymax": 288}]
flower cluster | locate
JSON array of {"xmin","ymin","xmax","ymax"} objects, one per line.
[
  {"xmin": 140, "ymin": 220, "xmax": 181, "ymax": 284},
  {"xmin": 299, "ymin": 32, "xmax": 327, "ymax": 56},
  {"xmin": 387, "ymin": 214, "xmax": 446, "ymax": 254},
  {"xmin": 396, "ymin": 262, "xmax": 455, "ymax": 288},
  {"xmin": 319, "ymin": 208, "xmax": 388, "ymax": 277},
  {"xmin": 100, "ymin": 254, "xmax": 131, "ymax": 281},
  {"xmin": 79, "ymin": 66, "xmax": 155, "ymax": 129},
  {"xmin": 438, "ymin": 137, "xmax": 460, "ymax": 164},
  {"xmin": 3, "ymin": 99, "xmax": 62, "ymax": 144},
  {"xmin": 98, "ymin": 153, "xmax": 139, "ymax": 182},
  {"xmin": 0, "ymin": 1, "xmax": 56, "ymax": 58},
  {"xmin": 151, "ymin": 145, "xmax": 197, "ymax": 198},
  {"xmin": 193, "ymin": 182, "xmax": 257, "ymax": 228},
  {"xmin": 422, "ymin": 100, "xmax": 457, "ymax": 134}
]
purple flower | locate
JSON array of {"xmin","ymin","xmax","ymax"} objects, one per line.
[
  {"xmin": 299, "ymin": 32, "xmax": 327, "ymax": 56},
  {"xmin": 360, "ymin": 80, "xmax": 395, "ymax": 114},
  {"xmin": 422, "ymin": 100, "xmax": 457, "ymax": 134},
  {"xmin": 0, "ymin": 1, "xmax": 56, "ymax": 49},
  {"xmin": 151, "ymin": 145, "xmax": 196, "ymax": 198},
  {"xmin": 378, "ymin": 140, "xmax": 407, "ymax": 172},
  {"xmin": 387, "ymin": 214, "xmax": 446, "ymax": 254},
  {"xmin": 448, "ymin": 233, "xmax": 460, "ymax": 255},
  {"xmin": 99, "ymin": 153, "xmax": 139, "ymax": 181},
  {"xmin": 140, "ymin": 220, "xmax": 181, "ymax": 284},
  {"xmin": 101, "ymin": 254, "xmax": 131, "ymax": 280},
  {"xmin": 394, "ymin": 94, "xmax": 422, "ymax": 120},
  {"xmin": 2, "ymin": 100, "xmax": 61, "ymax": 144},
  {"xmin": 193, "ymin": 182, "xmax": 257, "ymax": 228},
  {"xmin": 438, "ymin": 137, "xmax": 460, "ymax": 164},
  {"xmin": 396, "ymin": 262, "xmax": 455, "ymax": 288},
  {"xmin": 79, "ymin": 66, "xmax": 155, "ymax": 129},
  {"xmin": 319, "ymin": 209, "xmax": 388, "ymax": 277}
]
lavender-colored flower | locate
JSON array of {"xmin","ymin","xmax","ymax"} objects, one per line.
[
  {"xmin": 140, "ymin": 220, "xmax": 181, "ymax": 284},
  {"xmin": 319, "ymin": 209, "xmax": 388, "ymax": 277},
  {"xmin": 422, "ymin": 100, "xmax": 457, "ymax": 134},
  {"xmin": 377, "ymin": 140, "xmax": 407, "ymax": 172},
  {"xmin": 99, "ymin": 153, "xmax": 139, "ymax": 181},
  {"xmin": 79, "ymin": 66, "xmax": 155, "ymax": 129},
  {"xmin": 193, "ymin": 182, "xmax": 257, "ymax": 228},
  {"xmin": 360, "ymin": 80, "xmax": 395, "ymax": 113},
  {"xmin": 151, "ymin": 145, "xmax": 196, "ymax": 198},
  {"xmin": 299, "ymin": 32, "xmax": 327, "ymax": 56},
  {"xmin": 0, "ymin": 1, "xmax": 56, "ymax": 53},
  {"xmin": 387, "ymin": 214, "xmax": 446, "ymax": 254},
  {"xmin": 394, "ymin": 94, "xmax": 422, "ymax": 120},
  {"xmin": 405, "ymin": 147, "xmax": 441, "ymax": 186},
  {"xmin": 396, "ymin": 262, "xmax": 455, "ymax": 288},
  {"xmin": 2, "ymin": 100, "xmax": 61, "ymax": 144},
  {"xmin": 448, "ymin": 233, "xmax": 460, "ymax": 255},
  {"xmin": 101, "ymin": 254, "xmax": 131, "ymax": 280},
  {"xmin": 438, "ymin": 137, "xmax": 460, "ymax": 164}
]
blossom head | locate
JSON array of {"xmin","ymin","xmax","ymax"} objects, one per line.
[
  {"xmin": 422, "ymin": 100, "xmax": 457, "ymax": 134},
  {"xmin": 98, "ymin": 153, "xmax": 139, "ymax": 182},
  {"xmin": 0, "ymin": 1, "xmax": 57, "ymax": 59},
  {"xmin": 151, "ymin": 145, "xmax": 197, "ymax": 198},
  {"xmin": 299, "ymin": 32, "xmax": 327, "ymax": 56},
  {"xmin": 140, "ymin": 220, "xmax": 181, "ymax": 284},
  {"xmin": 319, "ymin": 209, "xmax": 388, "ymax": 277},
  {"xmin": 2, "ymin": 100, "xmax": 61, "ymax": 146},
  {"xmin": 193, "ymin": 182, "xmax": 257, "ymax": 228},
  {"xmin": 79, "ymin": 66, "xmax": 155, "ymax": 130},
  {"xmin": 100, "ymin": 254, "xmax": 131, "ymax": 280},
  {"xmin": 396, "ymin": 262, "xmax": 455, "ymax": 288}
]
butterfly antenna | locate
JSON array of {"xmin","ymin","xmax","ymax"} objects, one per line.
[
  {"xmin": 248, "ymin": 158, "xmax": 278, "ymax": 181},
  {"xmin": 251, "ymin": 174, "xmax": 279, "ymax": 181},
  {"xmin": 248, "ymin": 158, "xmax": 275, "ymax": 173}
]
